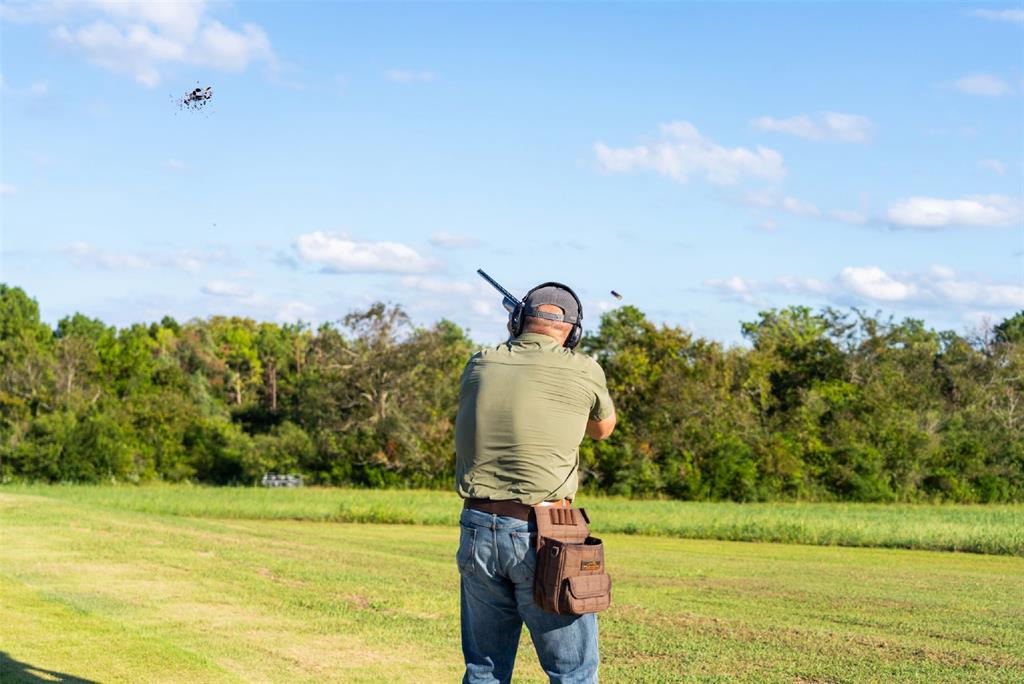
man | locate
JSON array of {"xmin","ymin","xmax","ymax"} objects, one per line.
[{"xmin": 455, "ymin": 282, "xmax": 616, "ymax": 684}]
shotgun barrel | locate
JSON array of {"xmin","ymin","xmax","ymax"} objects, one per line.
[{"xmin": 476, "ymin": 269, "xmax": 521, "ymax": 314}]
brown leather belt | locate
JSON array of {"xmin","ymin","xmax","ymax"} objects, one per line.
[{"xmin": 463, "ymin": 498, "xmax": 570, "ymax": 521}]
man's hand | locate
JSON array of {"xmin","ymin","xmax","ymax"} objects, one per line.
[{"xmin": 586, "ymin": 409, "xmax": 616, "ymax": 441}]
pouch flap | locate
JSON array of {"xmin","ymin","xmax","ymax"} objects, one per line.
[
  {"xmin": 533, "ymin": 505, "xmax": 590, "ymax": 550},
  {"xmin": 567, "ymin": 573, "xmax": 611, "ymax": 599}
]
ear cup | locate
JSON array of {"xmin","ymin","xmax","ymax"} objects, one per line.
[
  {"xmin": 565, "ymin": 322, "xmax": 582, "ymax": 349},
  {"xmin": 510, "ymin": 301, "xmax": 525, "ymax": 337}
]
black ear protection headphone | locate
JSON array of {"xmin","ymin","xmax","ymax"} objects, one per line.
[{"xmin": 509, "ymin": 281, "xmax": 584, "ymax": 349}]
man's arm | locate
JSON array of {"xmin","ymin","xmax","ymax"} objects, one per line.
[
  {"xmin": 586, "ymin": 408, "xmax": 616, "ymax": 441},
  {"xmin": 585, "ymin": 360, "xmax": 616, "ymax": 440}
]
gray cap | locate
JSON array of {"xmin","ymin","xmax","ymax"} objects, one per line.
[{"xmin": 523, "ymin": 284, "xmax": 581, "ymax": 324}]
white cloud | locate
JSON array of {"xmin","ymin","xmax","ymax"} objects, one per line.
[
  {"xmin": 952, "ymin": 73, "xmax": 1011, "ymax": 96},
  {"xmin": 713, "ymin": 276, "xmax": 754, "ymax": 294},
  {"xmin": 17, "ymin": 1, "xmax": 276, "ymax": 87},
  {"xmin": 829, "ymin": 209, "xmax": 868, "ymax": 225},
  {"xmin": 752, "ymin": 111, "xmax": 872, "ymax": 143},
  {"xmin": 0, "ymin": 2, "xmax": 68, "ymax": 24},
  {"xmin": 743, "ymin": 190, "xmax": 820, "ymax": 217},
  {"xmin": 58, "ymin": 241, "xmax": 154, "ymax": 270},
  {"xmin": 79, "ymin": 1, "xmax": 206, "ymax": 38},
  {"xmin": 776, "ymin": 276, "xmax": 829, "ymax": 294},
  {"xmin": 400, "ymin": 276, "xmax": 476, "ymax": 295},
  {"xmin": 743, "ymin": 190, "xmax": 775, "ymax": 208},
  {"xmin": 704, "ymin": 276, "xmax": 762, "ymax": 304},
  {"xmin": 708, "ymin": 266, "xmax": 1024, "ymax": 311},
  {"xmin": 385, "ymin": 69, "xmax": 435, "ymax": 83},
  {"xmin": 173, "ymin": 249, "xmax": 226, "ymax": 272},
  {"xmin": 471, "ymin": 299, "xmax": 497, "ymax": 317},
  {"xmin": 195, "ymin": 21, "xmax": 272, "ymax": 71},
  {"xmin": 839, "ymin": 266, "xmax": 918, "ymax": 301},
  {"xmin": 969, "ymin": 9, "xmax": 1024, "ymax": 24},
  {"xmin": 780, "ymin": 196, "xmax": 820, "ymax": 217},
  {"xmin": 0, "ymin": 182, "xmax": 16, "ymax": 196},
  {"xmin": 55, "ymin": 241, "xmax": 225, "ymax": 272},
  {"xmin": 276, "ymin": 300, "xmax": 315, "ymax": 322},
  {"xmin": 750, "ymin": 115, "xmax": 819, "ymax": 140},
  {"xmin": 201, "ymin": 280, "xmax": 251, "ymax": 298},
  {"xmin": 294, "ymin": 231, "xmax": 434, "ymax": 274},
  {"xmin": 167, "ymin": 158, "xmax": 187, "ymax": 171},
  {"xmin": 430, "ymin": 232, "xmax": 481, "ymax": 249},
  {"xmin": 595, "ymin": 121, "xmax": 785, "ymax": 186},
  {"xmin": 706, "ymin": 274, "xmax": 827, "ymax": 304},
  {"xmin": 394, "ymin": 274, "xmax": 507, "ymax": 334},
  {"xmin": 0, "ymin": 76, "xmax": 51, "ymax": 98},
  {"xmin": 977, "ymin": 159, "xmax": 1006, "ymax": 175},
  {"xmin": 930, "ymin": 279, "xmax": 1024, "ymax": 307},
  {"xmin": 886, "ymin": 195, "xmax": 1023, "ymax": 228},
  {"xmin": 842, "ymin": 265, "xmax": 1024, "ymax": 308}
]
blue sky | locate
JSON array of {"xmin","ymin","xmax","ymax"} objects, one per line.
[{"xmin": 1, "ymin": 1, "xmax": 1022, "ymax": 344}]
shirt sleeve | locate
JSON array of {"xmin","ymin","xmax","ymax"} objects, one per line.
[{"xmin": 588, "ymin": 361, "xmax": 615, "ymax": 421}]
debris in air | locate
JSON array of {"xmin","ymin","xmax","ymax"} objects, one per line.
[
  {"xmin": 176, "ymin": 83, "xmax": 214, "ymax": 112},
  {"xmin": 611, "ymin": 290, "xmax": 623, "ymax": 300}
]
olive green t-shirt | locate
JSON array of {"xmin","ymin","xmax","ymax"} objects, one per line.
[{"xmin": 455, "ymin": 332, "xmax": 615, "ymax": 504}]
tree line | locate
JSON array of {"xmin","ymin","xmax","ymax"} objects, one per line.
[{"xmin": 1, "ymin": 283, "xmax": 1021, "ymax": 502}]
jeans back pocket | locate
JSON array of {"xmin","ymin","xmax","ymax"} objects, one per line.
[{"xmin": 455, "ymin": 525, "xmax": 477, "ymax": 575}]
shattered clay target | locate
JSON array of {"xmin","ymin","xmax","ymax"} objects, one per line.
[{"xmin": 174, "ymin": 83, "xmax": 214, "ymax": 113}]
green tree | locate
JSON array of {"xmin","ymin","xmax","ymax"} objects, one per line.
[
  {"xmin": 0, "ymin": 285, "xmax": 55, "ymax": 418},
  {"xmin": 208, "ymin": 317, "xmax": 262, "ymax": 406},
  {"xmin": 994, "ymin": 311, "xmax": 1024, "ymax": 345}
]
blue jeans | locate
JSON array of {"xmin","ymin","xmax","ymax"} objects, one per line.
[{"xmin": 457, "ymin": 507, "xmax": 599, "ymax": 684}]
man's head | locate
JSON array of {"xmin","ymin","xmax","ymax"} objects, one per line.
[
  {"xmin": 515, "ymin": 283, "xmax": 583, "ymax": 347},
  {"xmin": 522, "ymin": 303, "xmax": 574, "ymax": 344}
]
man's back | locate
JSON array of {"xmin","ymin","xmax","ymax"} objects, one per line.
[
  {"xmin": 455, "ymin": 283, "xmax": 614, "ymax": 684},
  {"xmin": 455, "ymin": 332, "xmax": 614, "ymax": 504}
]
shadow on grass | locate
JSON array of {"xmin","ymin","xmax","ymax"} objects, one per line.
[{"xmin": 0, "ymin": 653, "xmax": 100, "ymax": 683}]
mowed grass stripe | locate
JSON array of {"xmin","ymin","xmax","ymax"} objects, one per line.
[
  {"xmin": 2, "ymin": 492, "xmax": 1023, "ymax": 682},
  {"xmin": 0, "ymin": 574, "xmax": 240, "ymax": 684},
  {"xmin": 8, "ymin": 484, "xmax": 1024, "ymax": 555},
  {"xmin": 0, "ymin": 493, "xmax": 464, "ymax": 683}
]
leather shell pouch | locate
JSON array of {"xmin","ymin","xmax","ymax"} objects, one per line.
[{"xmin": 533, "ymin": 506, "xmax": 612, "ymax": 615}]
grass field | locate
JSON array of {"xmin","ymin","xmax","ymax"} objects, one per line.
[
  {"xmin": 1, "ymin": 486, "xmax": 1023, "ymax": 682},
  {"xmin": 6, "ymin": 483, "xmax": 1023, "ymax": 555}
]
